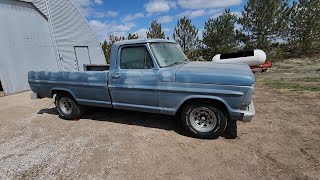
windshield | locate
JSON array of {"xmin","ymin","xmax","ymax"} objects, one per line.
[{"xmin": 150, "ymin": 43, "xmax": 189, "ymax": 67}]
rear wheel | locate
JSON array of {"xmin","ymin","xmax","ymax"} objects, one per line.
[
  {"xmin": 181, "ymin": 103, "xmax": 228, "ymax": 139},
  {"xmin": 55, "ymin": 93, "xmax": 84, "ymax": 120}
]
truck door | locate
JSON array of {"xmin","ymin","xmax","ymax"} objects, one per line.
[
  {"xmin": 74, "ymin": 46, "xmax": 91, "ymax": 71},
  {"xmin": 108, "ymin": 45, "xmax": 159, "ymax": 113}
]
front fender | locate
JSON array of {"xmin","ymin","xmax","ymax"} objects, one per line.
[{"xmin": 175, "ymin": 95, "xmax": 232, "ymax": 114}]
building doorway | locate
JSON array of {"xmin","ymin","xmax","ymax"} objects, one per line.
[
  {"xmin": 0, "ymin": 80, "xmax": 4, "ymax": 97},
  {"xmin": 74, "ymin": 46, "xmax": 91, "ymax": 71}
]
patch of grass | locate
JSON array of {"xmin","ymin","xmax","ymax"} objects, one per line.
[
  {"xmin": 274, "ymin": 64, "xmax": 293, "ymax": 69},
  {"xmin": 264, "ymin": 79, "xmax": 320, "ymax": 92},
  {"xmin": 294, "ymin": 76, "xmax": 320, "ymax": 82}
]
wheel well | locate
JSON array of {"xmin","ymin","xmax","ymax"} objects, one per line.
[
  {"xmin": 176, "ymin": 98, "xmax": 229, "ymax": 117},
  {"xmin": 51, "ymin": 90, "xmax": 73, "ymax": 99}
]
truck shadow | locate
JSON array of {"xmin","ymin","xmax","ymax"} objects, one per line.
[{"xmin": 37, "ymin": 107, "xmax": 183, "ymax": 135}]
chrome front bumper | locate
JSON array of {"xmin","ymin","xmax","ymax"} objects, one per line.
[{"xmin": 241, "ymin": 102, "xmax": 255, "ymax": 122}]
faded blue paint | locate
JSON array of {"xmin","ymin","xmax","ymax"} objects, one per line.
[
  {"xmin": 28, "ymin": 71, "xmax": 111, "ymax": 107},
  {"xmin": 28, "ymin": 39, "xmax": 256, "ymax": 121}
]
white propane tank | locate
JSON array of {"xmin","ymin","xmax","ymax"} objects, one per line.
[{"xmin": 212, "ymin": 49, "xmax": 266, "ymax": 66}]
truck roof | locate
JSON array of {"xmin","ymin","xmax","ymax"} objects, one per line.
[{"xmin": 113, "ymin": 39, "xmax": 176, "ymax": 48}]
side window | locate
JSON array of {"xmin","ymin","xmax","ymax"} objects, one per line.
[{"xmin": 120, "ymin": 46, "xmax": 154, "ymax": 69}]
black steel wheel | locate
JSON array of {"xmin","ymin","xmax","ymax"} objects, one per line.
[
  {"xmin": 55, "ymin": 93, "xmax": 84, "ymax": 120},
  {"xmin": 181, "ymin": 102, "xmax": 228, "ymax": 139}
]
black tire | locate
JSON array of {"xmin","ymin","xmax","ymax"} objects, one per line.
[
  {"xmin": 223, "ymin": 119, "xmax": 238, "ymax": 139},
  {"xmin": 181, "ymin": 102, "xmax": 228, "ymax": 139},
  {"xmin": 55, "ymin": 93, "xmax": 84, "ymax": 120}
]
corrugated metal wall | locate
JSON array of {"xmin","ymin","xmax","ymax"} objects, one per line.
[
  {"xmin": 0, "ymin": 0, "xmax": 106, "ymax": 95},
  {"xmin": 0, "ymin": 0, "xmax": 58, "ymax": 95},
  {"xmin": 46, "ymin": 0, "xmax": 106, "ymax": 71},
  {"xmin": 25, "ymin": 0, "xmax": 106, "ymax": 71}
]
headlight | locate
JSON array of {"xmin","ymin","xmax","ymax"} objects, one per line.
[{"xmin": 241, "ymin": 85, "xmax": 254, "ymax": 110}]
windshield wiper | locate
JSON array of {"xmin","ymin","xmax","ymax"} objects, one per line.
[
  {"xmin": 167, "ymin": 61, "xmax": 184, "ymax": 67},
  {"xmin": 166, "ymin": 59, "xmax": 189, "ymax": 67}
]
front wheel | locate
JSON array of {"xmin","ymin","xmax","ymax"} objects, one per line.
[
  {"xmin": 55, "ymin": 93, "xmax": 84, "ymax": 120},
  {"xmin": 181, "ymin": 103, "xmax": 228, "ymax": 139}
]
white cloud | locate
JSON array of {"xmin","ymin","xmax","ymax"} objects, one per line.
[
  {"xmin": 144, "ymin": 0, "xmax": 176, "ymax": 13},
  {"xmin": 71, "ymin": 0, "xmax": 104, "ymax": 17},
  {"xmin": 105, "ymin": 11, "xmax": 118, "ymax": 17},
  {"xmin": 163, "ymin": 27, "xmax": 170, "ymax": 32},
  {"xmin": 178, "ymin": 9, "xmax": 205, "ymax": 18},
  {"xmin": 112, "ymin": 31, "xmax": 127, "ymax": 38},
  {"xmin": 95, "ymin": 11, "xmax": 118, "ymax": 18},
  {"xmin": 123, "ymin": 13, "xmax": 145, "ymax": 22},
  {"xmin": 178, "ymin": 9, "xmax": 221, "ymax": 18},
  {"xmin": 94, "ymin": 0, "xmax": 103, "ymax": 5},
  {"xmin": 177, "ymin": 0, "xmax": 242, "ymax": 9},
  {"xmin": 135, "ymin": 29, "xmax": 148, "ymax": 39},
  {"xmin": 89, "ymin": 20, "xmax": 135, "ymax": 40},
  {"xmin": 158, "ymin": 15, "xmax": 173, "ymax": 23},
  {"xmin": 71, "ymin": 0, "xmax": 103, "ymax": 7}
]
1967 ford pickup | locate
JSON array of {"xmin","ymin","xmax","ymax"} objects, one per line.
[{"xmin": 28, "ymin": 39, "xmax": 255, "ymax": 139}]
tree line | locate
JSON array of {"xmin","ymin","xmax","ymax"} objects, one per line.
[{"xmin": 101, "ymin": 0, "xmax": 320, "ymax": 63}]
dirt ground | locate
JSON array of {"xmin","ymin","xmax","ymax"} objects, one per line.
[{"xmin": 1, "ymin": 67, "xmax": 320, "ymax": 180}]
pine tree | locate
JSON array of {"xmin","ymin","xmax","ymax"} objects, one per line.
[
  {"xmin": 109, "ymin": 35, "xmax": 125, "ymax": 43},
  {"xmin": 101, "ymin": 40, "xmax": 109, "ymax": 63},
  {"xmin": 147, "ymin": 21, "xmax": 166, "ymax": 39},
  {"xmin": 203, "ymin": 9, "xmax": 238, "ymax": 55},
  {"xmin": 288, "ymin": 0, "xmax": 320, "ymax": 54},
  {"xmin": 101, "ymin": 35, "xmax": 124, "ymax": 63},
  {"xmin": 128, "ymin": 33, "xmax": 139, "ymax": 40},
  {"xmin": 173, "ymin": 17, "xmax": 199, "ymax": 57},
  {"xmin": 238, "ymin": 0, "xmax": 290, "ymax": 50}
]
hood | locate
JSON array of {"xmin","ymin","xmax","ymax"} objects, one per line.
[{"xmin": 175, "ymin": 62, "xmax": 255, "ymax": 86}]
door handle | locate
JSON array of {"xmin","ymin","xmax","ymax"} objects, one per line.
[{"xmin": 112, "ymin": 74, "xmax": 121, "ymax": 79}]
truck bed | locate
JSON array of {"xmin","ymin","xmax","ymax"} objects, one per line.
[{"xmin": 28, "ymin": 71, "xmax": 112, "ymax": 107}]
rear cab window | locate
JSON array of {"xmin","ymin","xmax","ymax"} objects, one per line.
[{"xmin": 120, "ymin": 46, "xmax": 154, "ymax": 69}]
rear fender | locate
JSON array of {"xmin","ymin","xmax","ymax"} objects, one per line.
[{"xmin": 51, "ymin": 88, "xmax": 77, "ymax": 100}]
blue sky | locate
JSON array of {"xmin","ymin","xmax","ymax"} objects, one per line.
[{"xmin": 71, "ymin": 0, "xmax": 247, "ymax": 41}]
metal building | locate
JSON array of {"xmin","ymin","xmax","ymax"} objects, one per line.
[{"xmin": 0, "ymin": 0, "xmax": 106, "ymax": 95}]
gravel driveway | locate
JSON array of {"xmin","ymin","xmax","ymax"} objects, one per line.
[{"xmin": 0, "ymin": 83, "xmax": 319, "ymax": 180}]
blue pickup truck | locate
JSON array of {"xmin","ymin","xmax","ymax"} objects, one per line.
[{"xmin": 28, "ymin": 39, "xmax": 255, "ymax": 139}]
